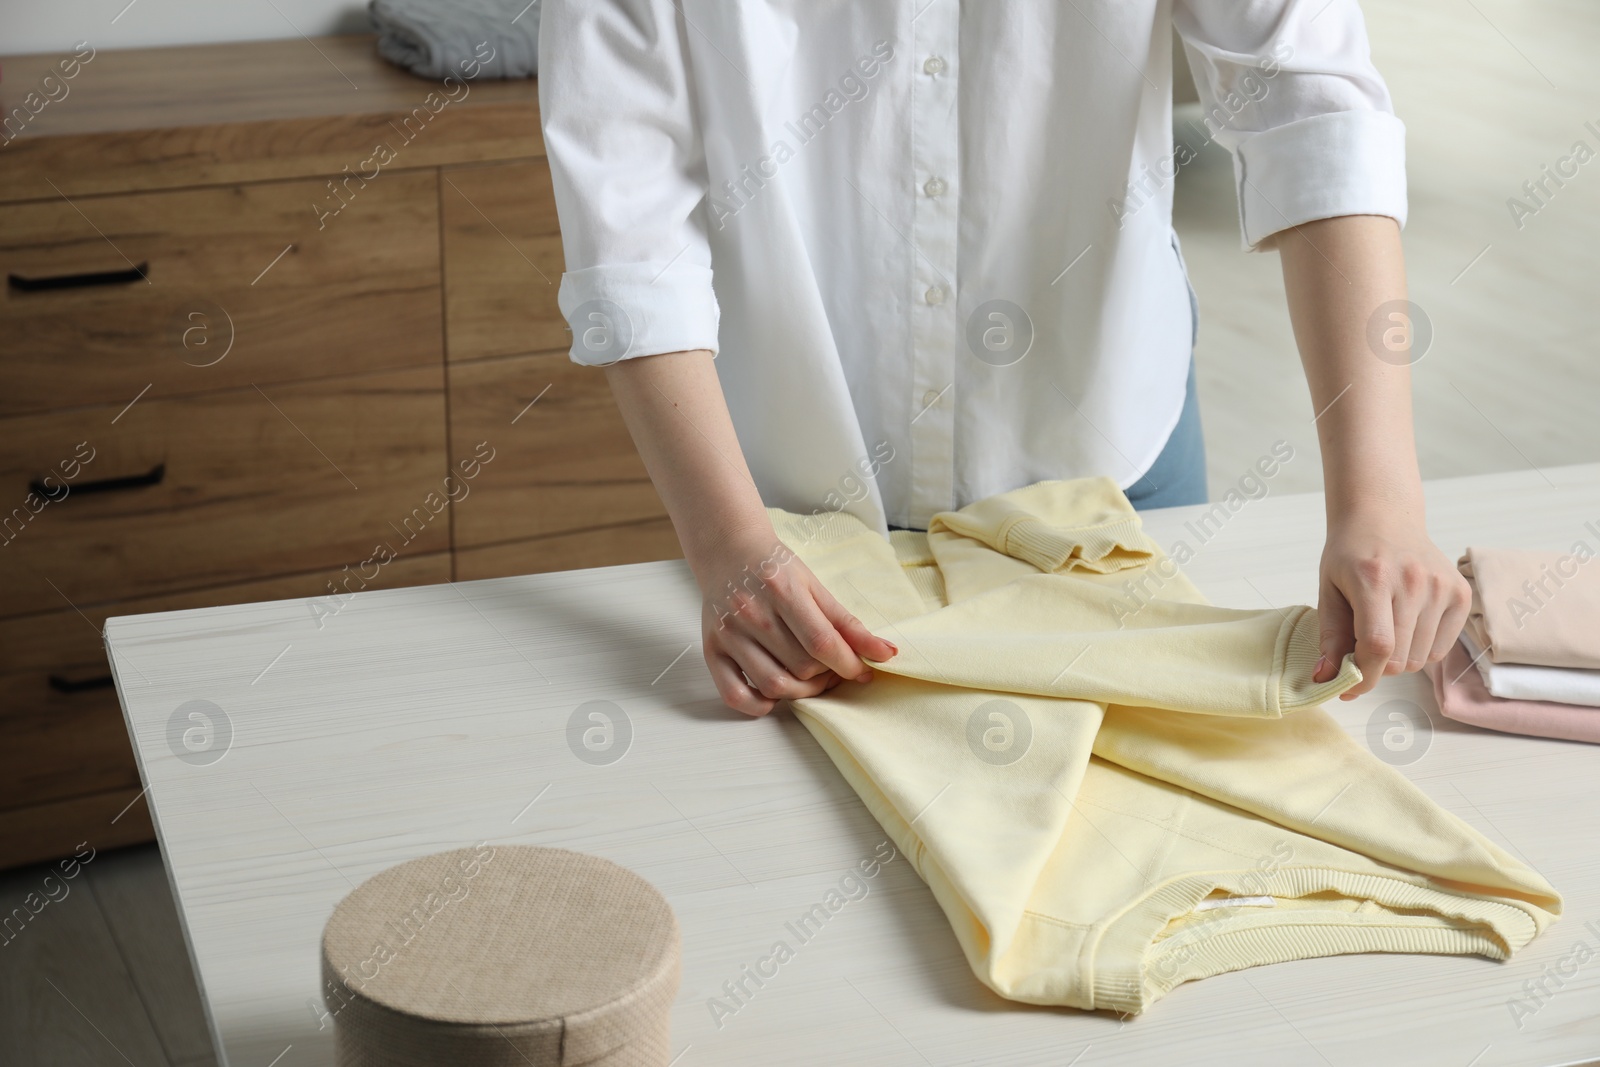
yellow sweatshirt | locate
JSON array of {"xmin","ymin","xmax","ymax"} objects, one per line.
[{"xmin": 771, "ymin": 478, "xmax": 1561, "ymax": 1014}]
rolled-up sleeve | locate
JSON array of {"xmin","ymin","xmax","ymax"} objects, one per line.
[
  {"xmin": 1173, "ymin": 0, "xmax": 1407, "ymax": 251},
  {"xmin": 538, "ymin": 0, "xmax": 719, "ymax": 364}
]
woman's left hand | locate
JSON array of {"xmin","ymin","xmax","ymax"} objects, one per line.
[{"xmin": 1311, "ymin": 513, "xmax": 1473, "ymax": 698}]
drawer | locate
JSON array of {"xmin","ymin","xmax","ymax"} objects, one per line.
[
  {"xmin": 0, "ymin": 673, "xmax": 139, "ymax": 813},
  {"xmin": 0, "ymin": 553, "xmax": 451, "ymax": 819},
  {"xmin": 454, "ymin": 522, "xmax": 682, "ymax": 580},
  {"xmin": 0, "ymin": 788, "xmax": 153, "ymax": 874},
  {"xmin": 0, "ymin": 365, "xmax": 449, "ymax": 616},
  {"xmin": 0, "ymin": 171, "xmax": 442, "ymax": 417},
  {"xmin": 447, "ymin": 352, "xmax": 679, "ymax": 550},
  {"xmin": 441, "ymin": 161, "xmax": 567, "ymax": 362}
]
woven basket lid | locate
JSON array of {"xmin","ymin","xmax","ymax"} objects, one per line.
[{"xmin": 321, "ymin": 845, "xmax": 680, "ymax": 1067}]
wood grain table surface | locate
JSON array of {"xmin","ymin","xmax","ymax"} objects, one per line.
[{"xmin": 106, "ymin": 463, "xmax": 1600, "ymax": 1067}]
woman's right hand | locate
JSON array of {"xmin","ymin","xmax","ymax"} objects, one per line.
[
  {"xmin": 597, "ymin": 346, "xmax": 895, "ymax": 715},
  {"xmin": 695, "ymin": 521, "xmax": 899, "ymax": 716}
]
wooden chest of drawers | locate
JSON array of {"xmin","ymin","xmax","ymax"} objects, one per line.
[{"xmin": 0, "ymin": 35, "xmax": 682, "ymax": 870}]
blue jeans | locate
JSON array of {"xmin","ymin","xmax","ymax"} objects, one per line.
[
  {"xmin": 1123, "ymin": 349, "xmax": 1208, "ymax": 511},
  {"xmin": 1125, "ymin": 232, "xmax": 1208, "ymax": 511}
]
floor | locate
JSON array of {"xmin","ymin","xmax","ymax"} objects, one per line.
[
  {"xmin": 7, "ymin": 1, "xmax": 1599, "ymax": 1063},
  {"xmin": 1, "ymin": 844, "xmax": 216, "ymax": 1066}
]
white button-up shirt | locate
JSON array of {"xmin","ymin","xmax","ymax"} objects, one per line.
[{"xmin": 538, "ymin": 1, "xmax": 1406, "ymax": 533}]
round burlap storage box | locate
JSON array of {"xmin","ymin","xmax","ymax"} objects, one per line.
[{"xmin": 320, "ymin": 845, "xmax": 680, "ymax": 1067}]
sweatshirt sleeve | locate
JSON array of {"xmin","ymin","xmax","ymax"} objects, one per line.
[
  {"xmin": 537, "ymin": 0, "xmax": 720, "ymax": 365},
  {"xmin": 1171, "ymin": 0, "xmax": 1408, "ymax": 251},
  {"xmin": 843, "ymin": 572, "xmax": 1363, "ymax": 718},
  {"xmin": 769, "ymin": 481, "xmax": 1365, "ymax": 719}
]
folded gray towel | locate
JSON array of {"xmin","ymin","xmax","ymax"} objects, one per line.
[{"xmin": 369, "ymin": 0, "xmax": 541, "ymax": 80}]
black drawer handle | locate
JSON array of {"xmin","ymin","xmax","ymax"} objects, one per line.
[
  {"xmin": 8, "ymin": 262, "xmax": 149, "ymax": 292},
  {"xmin": 30, "ymin": 463, "xmax": 165, "ymax": 499},
  {"xmin": 48, "ymin": 673, "xmax": 114, "ymax": 694}
]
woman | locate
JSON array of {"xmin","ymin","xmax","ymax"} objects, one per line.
[{"xmin": 537, "ymin": 1, "xmax": 1471, "ymax": 716}]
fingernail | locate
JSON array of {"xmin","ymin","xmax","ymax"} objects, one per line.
[
  {"xmin": 1314, "ymin": 654, "xmax": 1328, "ymax": 676},
  {"xmin": 856, "ymin": 670, "xmax": 874, "ymax": 684},
  {"xmin": 886, "ymin": 642, "xmax": 899, "ymax": 656}
]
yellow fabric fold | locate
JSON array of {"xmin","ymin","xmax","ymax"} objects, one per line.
[
  {"xmin": 768, "ymin": 478, "xmax": 1562, "ymax": 1014},
  {"xmin": 926, "ymin": 477, "xmax": 1159, "ymax": 577}
]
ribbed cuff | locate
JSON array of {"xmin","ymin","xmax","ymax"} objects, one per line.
[
  {"xmin": 557, "ymin": 260, "xmax": 720, "ymax": 366},
  {"xmin": 1275, "ymin": 606, "xmax": 1363, "ymax": 711},
  {"xmin": 997, "ymin": 515, "xmax": 1158, "ymax": 575},
  {"xmin": 1235, "ymin": 110, "xmax": 1408, "ymax": 251}
]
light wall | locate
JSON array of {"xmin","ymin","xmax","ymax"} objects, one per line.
[{"xmin": 0, "ymin": 0, "xmax": 368, "ymax": 56}]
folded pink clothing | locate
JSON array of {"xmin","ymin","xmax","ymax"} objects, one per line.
[
  {"xmin": 1427, "ymin": 639, "xmax": 1600, "ymax": 744},
  {"xmin": 1460, "ymin": 546, "xmax": 1600, "ymax": 669}
]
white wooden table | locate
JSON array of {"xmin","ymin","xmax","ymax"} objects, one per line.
[{"xmin": 108, "ymin": 465, "xmax": 1600, "ymax": 1067}]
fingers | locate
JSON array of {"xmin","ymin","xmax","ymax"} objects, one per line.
[
  {"xmin": 1427, "ymin": 573, "xmax": 1473, "ymax": 664},
  {"xmin": 1343, "ymin": 561, "xmax": 1396, "ymax": 699},
  {"xmin": 1399, "ymin": 567, "xmax": 1474, "ymax": 672},
  {"xmin": 774, "ymin": 585, "xmax": 875, "ymax": 684},
  {"xmin": 1322, "ymin": 549, "xmax": 1473, "ymax": 701},
  {"xmin": 1397, "ymin": 571, "xmax": 1444, "ymax": 673},
  {"xmin": 712, "ymin": 577, "xmax": 840, "ymax": 681},
  {"xmin": 723, "ymin": 633, "xmax": 842, "ymax": 701},
  {"xmin": 700, "ymin": 546, "xmax": 901, "ymax": 716},
  {"xmin": 1402, "ymin": 602, "xmax": 1441, "ymax": 674},
  {"xmin": 725, "ymin": 594, "xmax": 836, "ymax": 682},
  {"xmin": 1388, "ymin": 575, "xmax": 1424, "ymax": 676},
  {"xmin": 705, "ymin": 590, "xmax": 846, "ymax": 715},
  {"xmin": 706, "ymin": 638, "xmax": 840, "ymax": 716},
  {"xmin": 707, "ymin": 651, "xmax": 777, "ymax": 717},
  {"xmin": 1316, "ymin": 579, "xmax": 1355, "ymax": 684},
  {"xmin": 809, "ymin": 580, "xmax": 899, "ymax": 663}
]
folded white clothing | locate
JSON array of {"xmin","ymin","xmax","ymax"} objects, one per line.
[{"xmin": 1462, "ymin": 629, "xmax": 1600, "ymax": 708}]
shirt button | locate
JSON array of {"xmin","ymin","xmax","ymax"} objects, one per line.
[
  {"xmin": 923, "ymin": 176, "xmax": 947, "ymax": 198},
  {"xmin": 921, "ymin": 389, "xmax": 942, "ymax": 407},
  {"xmin": 924, "ymin": 285, "xmax": 945, "ymax": 306},
  {"xmin": 923, "ymin": 56, "xmax": 946, "ymax": 75}
]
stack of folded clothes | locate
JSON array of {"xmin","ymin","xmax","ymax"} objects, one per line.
[{"xmin": 1425, "ymin": 547, "xmax": 1600, "ymax": 743}]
